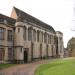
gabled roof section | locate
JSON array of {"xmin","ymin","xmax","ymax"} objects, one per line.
[
  {"xmin": 13, "ymin": 7, "xmax": 55, "ymax": 33},
  {"xmin": 0, "ymin": 14, "xmax": 16, "ymax": 26},
  {"xmin": 11, "ymin": 7, "xmax": 18, "ymax": 19}
]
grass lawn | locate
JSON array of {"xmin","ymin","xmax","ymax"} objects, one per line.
[
  {"xmin": 35, "ymin": 58, "xmax": 75, "ymax": 75},
  {"xmin": 0, "ymin": 63, "xmax": 16, "ymax": 70}
]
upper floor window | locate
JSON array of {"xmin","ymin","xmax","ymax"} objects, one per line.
[
  {"xmin": 33, "ymin": 29, "xmax": 36, "ymax": 41},
  {"xmin": 0, "ymin": 19, "xmax": 4, "ymax": 23},
  {"xmin": 28, "ymin": 27, "xmax": 32, "ymax": 41},
  {"xmin": 49, "ymin": 35, "xmax": 51, "ymax": 44},
  {"xmin": 41, "ymin": 32, "xmax": 43, "ymax": 42},
  {"xmin": 8, "ymin": 30, "xmax": 13, "ymax": 41},
  {"xmin": 23, "ymin": 27, "xmax": 26, "ymax": 40},
  {"xmin": 37, "ymin": 30, "xmax": 39, "ymax": 42},
  {"xmin": 0, "ymin": 28, "xmax": 5, "ymax": 40},
  {"xmin": 44, "ymin": 32, "xmax": 47, "ymax": 43},
  {"xmin": 18, "ymin": 28, "xmax": 20, "ymax": 33},
  {"xmin": 54, "ymin": 36, "xmax": 58, "ymax": 44},
  {"xmin": 51, "ymin": 35, "xmax": 53, "ymax": 44},
  {"xmin": 48, "ymin": 34, "xmax": 49, "ymax": 44},
  {"xmin": 59, "ymin": 37, "xmax": 62, "ymax": 41}
]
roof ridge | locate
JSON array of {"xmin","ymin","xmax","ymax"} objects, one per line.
[
  {"xmin": 13, "ymin": 7, "xmax": 55, "ymax": 33},
  {"xmin": 13, "ymin": 7, "xmax": 50, "ymax": 25}
]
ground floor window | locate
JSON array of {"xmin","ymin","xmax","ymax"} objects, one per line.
[
  {"xmin": 8, "ymin": 48, "xmax": 13, "ymax": 60},
  {"xmin": 51, "ymin": 45, "xmax": 54, "ymax": 56},
  {"xmin": 46, "ymin": 45, "xmax": 48, "ymax": 57},
  {"xmin": 40, "ymin": 44, "xmax": 42, "ymax": 58},
  {"xmin": 31, "ymin": 43, "xmax": 34, "ymax": 60},
  {"xmin": 0, "ymin": 48, "xmax": 5, "ymax": 60}
]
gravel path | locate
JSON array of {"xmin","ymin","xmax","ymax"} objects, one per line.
[{"xmin": 0, "ymin": 59, "xmax": 53, "ymax": 75}]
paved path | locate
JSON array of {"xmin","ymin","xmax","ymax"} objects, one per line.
[{"xmin": 0, "ymin": 59, "xmax": 53, "ymax": 75}]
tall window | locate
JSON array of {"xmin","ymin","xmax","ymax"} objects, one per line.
[
  {"xmin": 51, "ymin": 35, "xmax": 53, "ymax": 44},
  {"xmin": 0, "ymin": 48, "xmax": 5, "ymax": 60},
  {"xmin": 59, "ymin": 37, "xmax": 62, "ymax": 53},
  {"xmin": 8, "ymin": 30, "xmax": 13, "ymax": 41},
  {"xmin": 31, "ymin": 43, "xmax": 34, "ymax": 60},
  {"xmin": 40, "ymin": 44, "xmax": 42, "ymax": 58},
  {"xmin": 33, "ymin": 29, "xmax": 36, "ymax": 41},
  {"xmin": 54, "ymin": 36, "xmax": 57, "ymax": 44},
  {"xmin": 23, "ymin": 26, "xmax": 26, "ymax": 40},
  {"xmin": 37, "ymin": 30, "xmax": 39, "ymax": 42},
  {"xmin": 18, "ymin": 28, "xmax": 20, "ymax": 33},
  {"xmin": 46, "ymin": 45, "xmax": 48, "ymax": 57},
  {"xmin": 8, "ymin": 48, "xmax": 13, "ymax": 60},
  {"xmin": 0, "ymin": 19, "xmax": 3, "ymax": 23},
  {"xmin": 28, "ymin": 27, "xmax": 32, "ymax": 41},
  {"xmin": 51, "ymin": 45, "xmax": 54, "ymax": 56},
  {"xmin": 48, "ymin": 34, "xmax": 49, "ymax": 44},
  {"xmin": 41, "ymin": 32, "xmax": 43, "ymax": 42},
  {"xmin": 50, "ymin": 35, "xmax": 51, "ymax": 44},
  {"xmin": 0, "ymin": 28, "xmax": 5, "ymax": 40},
  {"xmin": 44, "ymin": 32, "xmax": 47, "ymax": 43}
]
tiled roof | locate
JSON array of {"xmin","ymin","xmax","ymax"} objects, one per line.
[
  {"xmin": 0, "ymin": 14, "xmax": 16, "ymax": 26},
  {"xmin": 14, "ymin": 7, "xmax": 55, "ymax": 33}
]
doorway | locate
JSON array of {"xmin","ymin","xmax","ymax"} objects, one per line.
[{"xmin": 24, "ymin": 50, "xmax": 28, "ymax": 63}]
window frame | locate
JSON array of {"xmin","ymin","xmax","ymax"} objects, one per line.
[
  {"xmin": 0, "ymin": 27, "xmax": 5, "ymax": 40},
  {"xmin": 7, "ymin": 30, "xmax": 13, "ymax": 41}
]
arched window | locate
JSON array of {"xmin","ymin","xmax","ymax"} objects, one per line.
[
  {"xmin": 23, "ymin": 26, "xmax": 26, "ymax": 40},
  {"xmin": 33, "ymin": 29, "xmax": 36, "ymax": 41},
  {"xmin": 28, "ymin": 27, "xmax": 32, "ymax": 41}
]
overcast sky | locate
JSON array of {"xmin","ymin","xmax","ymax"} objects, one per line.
[{"xmin": 0, "ymin": 0, "xmax": 74, "ymax": 47}]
